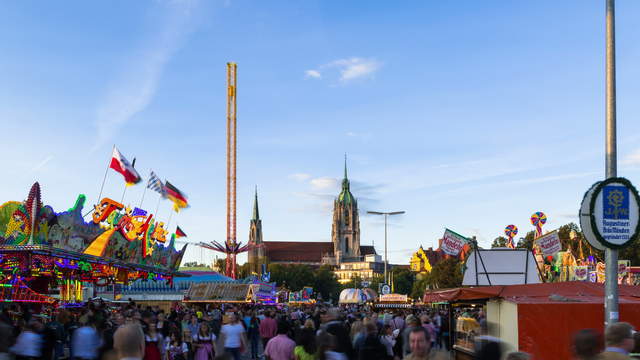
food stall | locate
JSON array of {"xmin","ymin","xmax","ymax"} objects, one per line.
[
  {"xmin": 374, "ymin": 293, "xmax": 412, "ymax": 309},
  {"xmin": 424, "ymin": 281, "xmax": 640, "ymax": 360}
]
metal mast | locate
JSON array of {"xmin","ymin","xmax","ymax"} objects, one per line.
[{"xmin": 226, "ymin": 62, "xmax": 237, "ymax": 278}]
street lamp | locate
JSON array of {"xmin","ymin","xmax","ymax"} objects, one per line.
[{"xmin": 367, "ymin": 210, "xmax": 405, "ymax": 285}]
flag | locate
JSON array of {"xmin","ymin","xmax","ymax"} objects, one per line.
[
  {"xmin": 165, "ymin": 181, "xmax": 188, "ymax": 212},
  {"xmin": 175, "ymin": 226, "xmax": 187, "ymax": 238},
  {"xmin": 147, "ymin": 171, "xmax": 165, "ymax": 195},
  {"xmin": 110, "ymin": 147, "xmax": 141, "ymax": 185}
]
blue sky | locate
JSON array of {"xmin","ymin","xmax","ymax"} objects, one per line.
[{"xmin": 1, "ymin": 1, "xmax": 640, "ymax": 265}]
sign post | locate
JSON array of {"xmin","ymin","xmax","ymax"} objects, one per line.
[{"xmin": 604, "ymin": 0, "xmax": 618, "ymax": 327}]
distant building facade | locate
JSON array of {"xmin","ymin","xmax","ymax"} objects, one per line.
[{"xmin": 247, "ymin": 160, "xmax": 383, "ymax": 282}]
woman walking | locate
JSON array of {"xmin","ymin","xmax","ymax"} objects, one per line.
[{"xmin": 192, "ymin": 323, "xmax": 216, "ymax": 360}]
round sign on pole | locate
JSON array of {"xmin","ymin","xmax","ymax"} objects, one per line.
[
  {"xmin": 581, "ymin": 177, "xmax": 640, "ymax": 249},
  {"xmin": 381, "ymin": 284, "xmax": 391, "ymax": 295},
  {"xmin": 580, "ymin": 182, "xmax": 606, "ymax": 251}
]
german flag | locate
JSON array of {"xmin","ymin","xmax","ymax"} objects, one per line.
[
  {"xmin": 175, "ymin": 226, "xmax": 187, "ymax": 238},
  {"xmin": 164, "ymin": 181, "xmax": 188, "ymax": 212}
]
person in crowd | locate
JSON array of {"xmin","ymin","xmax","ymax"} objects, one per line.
[
  {"xmin": 72, "ymin": 316, "xmax": 101, "ymax": 360},
  {"xmin": 403, "ymin": 327, "xmax": 431, "ymax": 360},
  {"xmin": 320, "ymin": 308, "xmax": 352, "ymax": 359},
  {"xmin": 349, "ymin": 319, "xmax": 363, "ymax": 348},
  {"xmin": 302, "ymin": 319, "xmax": 315, "ymax": 331},
  {"xmin": 260, "ymin": 310, "xmax": 278, "ymax": 350},
  {"xmin": 505, "ymin": 352, "xmax": 531, "ymax": 360},
  {"xmin": 356, "ymin": 321, "xmax": 387, "ymax": 360},
  {"xmin": 219, "ymin": 313, "xmax": 246, "ymax": 360},
  {"xmin": 390, "ymin": 312, "xmax": 405, "ymax": 333},
  {"xmin": 157, "ymin": 312, "xmax": 169, "ymax": 339},
  {"xmin": 600, "ymin": 322, "xmax": 635, "ymax": 359},
  {"xmin": 574, "ymin": 328, "xmax": 603, "ymax": 360},
  {"xmin": 188, "ymin": 316, "xmax": 200, "ymax": 337},
  {"xmin": 0, "ymin": 313, "xmax": 13, "ymax": 360},
  {"xmin": 420, "ymin": 315, "xmax": 436, "ymax": 349},
  {"xmin": 379, "ymin": 324, "xmax": 395, "ymax": 359},
  {"xmin": 143, "ymin": 322, "xmax": 164, "ymax": 360},
  {"xmin": 193, "ymin": 322, "xmax": 216, "ymax": 360},
  {"xmin": 401, "ymin": 315, "xmax": 421, "ymax": 357},
  {"xmin": 243, "ymin": 310, "xmax": 260, "ymax": 360},
  {"xmin": 294, "ymin": 326, "xmax": 316, "ymax": 360},
  {"xmin": 166, "ymin": 331, "xmax": 189, "ymax": 360},
  {"xmin": 183, "ymin": 329, "xmax": 194, "ymax": 360},
  {"xmin": 114, "ymin": 324, "xmax": 145, "ymax": 360},
  {"xmin": 11, "ymin": 320, "xmax": 43, "ymax": 360},
  {"xmin": 264, "ymin": 321, "xmax": 296, "ymax": 360},
  {"xmin": 316, "ymin": 332, "xmax": 346, "ymax": 360}
]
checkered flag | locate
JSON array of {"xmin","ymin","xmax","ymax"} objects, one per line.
[{"xmin": 147, "ymin": 171, "xmax": 166, "ymax": 196}]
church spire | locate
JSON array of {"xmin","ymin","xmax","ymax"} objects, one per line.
[
  {"xmin": 342, "ymin": 154, "xmax": 350, "ymax": 191},
  {"xmin": 252, "ymin": 186, "xmax": 260, "ymax": 221},
  {"xmin": 344, "ymin": 153, "xmax": 348, "ymax": 181}
]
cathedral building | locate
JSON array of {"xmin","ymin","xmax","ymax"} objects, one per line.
[{"xmin": 247, "ymin": 160, "xmax": 383, "ymax": 283}]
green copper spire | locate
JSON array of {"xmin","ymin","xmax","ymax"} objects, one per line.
[
  {"xmin": 344, "ymin": 153, "xmax": 348, "ymax": 180},
  {"xmin": 338, "ymin": 155, "xmax": 354, "ymax": 204},
  {"xmin": 252, "ymin": 186, "xmax": 260, "ymax": 221}
]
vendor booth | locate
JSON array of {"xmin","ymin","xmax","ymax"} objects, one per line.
[
  {"xmin": 424, "ymin": 281, "xmax": 640, "ymax": 360},
  {"xmin": 338, "ymin": 288, "xmax": 377, "ymax": 305},
  {"xmin": 375, "ymin": 293, "xmax": 411, "ymax": 309}
]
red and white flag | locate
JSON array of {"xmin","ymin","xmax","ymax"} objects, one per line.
[{"xmin": 110, "ymin": 147, "xmax": 141, "ymax": 185}]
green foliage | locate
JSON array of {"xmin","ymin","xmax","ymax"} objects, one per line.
[
  {"xmin": 516, "ymin": 230, "xmax": 536, "ymax": 250},
  {"xmin": 268, "ymin": 264, "xmax": 315, "ymax": 291},
  {"xmin": 491, "ymin": 236, "xmax": 508, "ymax": 248},
  {"xmin": 424, "ymin": 258, "xmax": 463, "ymax": 290},
  {"xmin": 410, "ymin": 273, "xmax": 429, "ymax": 300},
  {"xmin": 391, "ymin": 267, "xmax": 414, "ymax": 295},
  {"xmin": 313, "ymin": 265, "xmax": 341, "ymax": 302}
]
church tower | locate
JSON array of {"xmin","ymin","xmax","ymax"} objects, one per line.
[
  {"xmin": 331, "ymin": 157, "xmax": 360, "ymax": 261},
  {"xmin": 247, "ymin": 187, "xmax": 264, "ymax": 274}
]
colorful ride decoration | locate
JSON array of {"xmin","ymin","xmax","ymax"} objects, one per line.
[
  {"xmin": 530, "ymin": 212, "xmax": 547, "ymax": 238},
  {"xmin": 504, "ymin": 225, "xmax": 518, "ymax": 249},
  {"xmin": 197, "ymin": 241, "xmax": 249, "ymax": 279},
  {"xmin": 0, "ymin": 275, "xmax": 57, "ymax": 305},
  {"xmin": 0, "ymin": 183, "xmax": 187, "ymax": 304}
]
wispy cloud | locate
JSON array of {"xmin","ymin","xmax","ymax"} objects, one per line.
[
  {"xmin": 91, "ymin": 0, "xmax": 201, "ymax": 153},
  {"xmin": 289, "ymin": 173, "xmax": 312, "ymax": 181},
  {"xmin": 305, "ymin": 57, "xmax": 382, "ymax": 84},
  {"xmin": 622, "ymin": 148, "xmax": 640, "ymax": 166},
  {"xmin": 304, "ymin": 70, "xmax": 321, "ymax": 79},
  {"xmin": 31, "ymin": 155, "xmax": 53, "ymax": 172},
  {"xmin": 310, "ymin": 177, "xmax": 339, "ymax": 191}
]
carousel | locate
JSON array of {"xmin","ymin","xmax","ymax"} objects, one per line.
[{"xmin": 0, "ymin": 183, "xmax": 187, "ymax": 306}]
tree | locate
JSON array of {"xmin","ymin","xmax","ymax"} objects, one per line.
[
  {"xmin": 410, "ymin": 272, "xmax": 429, "ymax": 300},
  {"xmin": 491, "ymin": 236, "xmax": 508, "ymax": 248},
  {"xmin": 391, "ymin": 268, "xmax": 414, "ymax": 295},
  {"xmin": 313, "ymin": 265, "xmax": 341, "ymax": 303},
  {"xmin": 516, "ymin": 230, "xmax": 536, "ymax": 250},
  {"xmin": 267, "ymin": 264, "xmax": 315, "ymax": 291},
  {"xmin": 425, "ymin": 258, "xmax": 463, "ymax": 289}
]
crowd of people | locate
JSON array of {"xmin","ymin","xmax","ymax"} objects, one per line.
[{"xmin": 0, "ymin": 300, "xmax": 639, "ymax": 360}]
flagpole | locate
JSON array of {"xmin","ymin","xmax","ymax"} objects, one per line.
[
  {"xmin": 166, "ymin": 209, "xmax": 174, "ymax": 230},
  {"xmin": 154, "ymin": 194, "xmax": 162, "ymax": 215},
  {"xmin": 120, "ymin": 184, "xmax": 128, "ymax": 204},
  {"xmin": 139, "ymin": 183, "xmax": 148, "ymax": 208},
  {"xmin": 83, "ymin": 145, "xmax": 114, "ymax": 218}
]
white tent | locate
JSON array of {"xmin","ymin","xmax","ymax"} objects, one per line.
[{"xmin": 462, "ymin": 248, "xmax": 541, "ymax": 286}]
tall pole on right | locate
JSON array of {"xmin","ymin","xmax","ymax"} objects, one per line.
[
  {"xmin": 384, "ymin": 213, "xmax": 388, "ymax": 285},
  {"xmin": 604, "ymin": 0, "xmax": 618, "ymax": 327}
]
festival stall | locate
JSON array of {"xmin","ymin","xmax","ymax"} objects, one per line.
[
  {"xmin": 288, "ymin": 287, "xmax": 315, "ymax": 305},
  {"xmin": 374, "ymin": 293, "xmax": 412, "ymax": 309},
  {"xmin": 423, "ymin": 282, "xmax": 640, "ymax": 360},
  {"xmin": 338, "ymin": 288, "xmax": 377, "ymax": 305},
  {"xmin": 184, "ymin": 280, "xmax": 276, "ymax": 304},
  {"xmin": 0, "ymin": 183, "xmax": 187, "ymax": 306}
]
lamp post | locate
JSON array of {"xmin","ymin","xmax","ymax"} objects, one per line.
[{"xmin": 367, "ymin": 210, "xmax": 405, "ymax": 285}]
